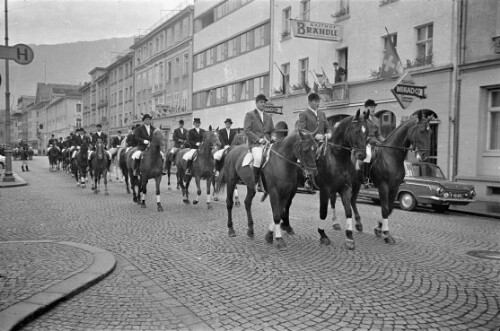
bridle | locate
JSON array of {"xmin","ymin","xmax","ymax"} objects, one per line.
[
  {"xmin": 327, "ymin": 119, "xmax": 366, "ymax": 153},
  {"xmin": 269, "ymin": 135, "xmax": 317, "ymax": 172}
]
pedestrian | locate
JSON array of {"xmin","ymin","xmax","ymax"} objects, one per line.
[
  {"xmin": 19, "ymin": 139, "xmax": 29, "ymax": 171},
  {"xmin": 333, "ymin": 62, "xmax": 347, "ymax": 83},
  {"xmin": 184, "ymin": 118, "xmax": 205, "ymax": 176},
  {"xmin": 297, "ymin": 92, "xmax": 332, "ymax": 191},
  {"xmin": 243, "ymin": 94, "xmax": 275, "ymax": 189},
  {"xmin": 46, "ymin": 134, "xmax": 56, "ymax": 153}
]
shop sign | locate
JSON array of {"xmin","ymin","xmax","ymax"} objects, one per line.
[{"xmin": 290, "ymin": 19, "xmax": 342, "ymax": 42}]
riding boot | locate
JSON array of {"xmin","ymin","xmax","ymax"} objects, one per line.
[
  {"xmin": 132, "ymin": 159, "xmax": 139, "ymax": 176},
  {"xmin": 26, "ymin": 165, "xmax": 29, "ymax": 171},
  {"xmin": 22, "ymin": 165, "xmax": 25, "ymax": 172},
  {"xmin": 363, "ymin": 163, "xmax": 370, "ymax": 188},
  {"xmin": 185, "ymin": 160, "xmax": 193, "ymax": 176},
  {"xmin": 161, "ymin": 159, "xmax": 168, "ymax": 175},
  {"xmin": 253, "ymin": 166, "xmax": 262, "ymax": 191}
]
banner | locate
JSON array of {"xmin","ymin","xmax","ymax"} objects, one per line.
[{"xmin": 291, "ymin": 19, "xmax": 342, "ymax": 42}]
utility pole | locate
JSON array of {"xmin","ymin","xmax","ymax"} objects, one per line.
[{"xmin": 3, "ymin": 0, "xmax": 14, "ymax": 182}]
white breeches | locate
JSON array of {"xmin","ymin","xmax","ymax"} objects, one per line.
[
  {"xmin": 88, "ymin": 150, "xmax": 112, "ymax": 160},
  {"xmin": 132, "ymin": 150, "xmax": 164, "ymax": 160},
  {"xmin": 108, "ymin": 147, "xmax": 118, "ymax": 157},
  {"xmin": 213, "ymin": 146, "xmax": 229, "ymax": 161},
  {"xmin": 363, "ymin": 144, "xmax": 373, "ymax": 163},
  {"xmin": 183, "ymin": 149, "xmax": 197, "ymax": 161},
  {"xmin": 251, "ymin": 146, "xmax": 264, "ymax": 167}
]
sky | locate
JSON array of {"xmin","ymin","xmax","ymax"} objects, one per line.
[{"xmin": 4, "ymin": 0, "xmax": 191, "ymax": 45}]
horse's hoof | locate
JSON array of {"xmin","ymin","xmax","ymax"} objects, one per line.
[
  {"xmin": 168, "ymin": 186, "xmax": 172, "ymax": 191},
  {"xmin": 374, "ymin": 228, "xmax": 382, "ymax": 237},
  {"xmin": 320, "ymin": 237, "xmax": 331, "ymax": 245},
  {"xmin": 384, "ymin": 234, "xmax": 396, "ymax": 245},
  {"xmin": 193, "ymin": 200, "xmax": 199, "ymax": 205},
  {"xmin": 133, "ymin": 196, "xmax": 137, "ymax": 202},
  {"xmin": 276, "ymin": 238, "xmax": 286, "ymax": 250},
  {"xmin": 127, "ymin": 190, "xmax": 131, "ymax": 194},
  {"xmin": 105, "ymin": 192, "xmax": 109, "ymax": 196},
  {"xmin": 141, "ymin": 202, "xmax": 146, "ymax": 208},
  {"xmin": 213, "ymin": 196, "xmax": 218, "ymax": 201},
  {"xmin": 235, "ymin": 201, "xmax": 241, "ymax": 207},
  {"xmin": 345, "ymin": 239, "xmax": 355, "ymax": 250},
  {"xmin": 355, "ymin": 224, "xmax": 363, "ymax": 232},
  {"xmin": 247, "ymin": 228, "xmax": 254, "ymax": 238},
  {"xmin": 333, "ymin": 224, "xmax": 342, "ymax": 231},
  {"xmin": 94, "ymin": 190, "xmax": 98, "ymax": 194},
  {"xmin": 157, "ymin": 204, "xmax": 164, "ymax": 212},
  {"xmin": 280, "ymin": 224, "xmax": 295, "ymax": 235},
  {"xmin": 183, "ymin": 199, "xmax": 190, "ymax": 204},
  {"xmin": 265, "ymin": 231, "xmax": 274, "ymax": 244},
  {"xmin": 207, "ymin": 203, "xmax": 213, "ymax": 210},
  {"xmin": 228, "ymin": 228, "xmax": 236, "ymax": 237}
]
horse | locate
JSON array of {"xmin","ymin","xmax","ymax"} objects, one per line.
[
  {"xmin": 352, "ymin": 110, "xmax": 433, "ymax": 245},
  {"xmin": 117, "ymin": 141, "xmax": 131, "ymax": 194},
  {"xmin": 164, "ymin": 141, "xmax": 189, "ymax": 191},
  {"xmin": 48, "ymin": 146, "xmax": 61, "ymax": 171},
  {"xmin": 211, "ymin": 131, "xmax": 248, "ymax": 205},
  {"xmin": 175, "ymin": 131, "xmax": 221, "ymax": 209},
  {"xmin": 303, "ymin": 110, "xmax": 370, "ymax": 250},
  {"xmin": 89, "ymin": 140, "xmax": 109, "ymax": 195},
  {"xmin": 128, "ymin": 129, "xmax": 165, "ymax": 211},
  {"xmin": 71, "ymin": 145, "xmax": 89, "ymax": 188},
  {"xmin": 216, "ymin": 129, "xmax": 318, "ymax": 249}
]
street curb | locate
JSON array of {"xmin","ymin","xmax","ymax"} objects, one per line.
[
  {"xmin": 0, "ymin": 241, "xmax": 116, "ymax": 331},
  {"xmin": 0, "ymin": 171, "xmax": 27, "ymax": 188}
]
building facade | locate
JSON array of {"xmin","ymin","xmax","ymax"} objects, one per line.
[
  {"xmin": 131, "ymin": 5, "xmax": 194, "ymax": 150},
  {"xmin": 83, "ymin": 67, "xmax": 108, "ymax": 133},
  {"xmin": 107, "ymin": 52, "xmax": 134, "ymax": 136},
  {"xmin": 455, "ymin": 0, "xmax": 500, "ymax": 202},
  {"xmin": 16, "ymin": 96, "xmax": 36, "ymax": 147},
  {"xmin": 192, "ymin": 0, "xmax": 270, "ymax": 129}
]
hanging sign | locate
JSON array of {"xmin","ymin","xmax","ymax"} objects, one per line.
[
  {"xmin": 391, "ymin": 71, "xmax": 427, "ymax": 109},
  {"xmin": 290, "ymin": 19, "xmax": 342, "ymax": 42}
]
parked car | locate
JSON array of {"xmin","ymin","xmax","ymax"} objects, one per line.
[
  {"xmin": 0, "ymin": 154, "xmax": 5, "ymax": 169},
  {"xmin": 358, "ymin": 161, "xmax": 476, "ymax": 212}
]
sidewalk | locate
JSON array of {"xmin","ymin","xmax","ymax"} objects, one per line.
[
  {"xmin": 0, "ymin": 241, "xmax": 115, "ymax": 331},
  {"xmin": 450, "ymin": 200, "xmax": 500, "ymax": 220},
  {"xmin": 0, "ymin": 169, "xmax": 27, "ymax": 188}
]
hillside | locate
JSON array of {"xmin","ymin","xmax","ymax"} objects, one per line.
[{"xmin": 0, "ymin": 37, "xmax": 134, "ymax": 108}]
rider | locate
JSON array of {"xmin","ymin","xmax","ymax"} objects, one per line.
[
  {"xmin": 297, "ymin": 92, "xmax": 332, "ymax": 191},
  {"xmin": 184, "ymin": 118, "xmax": 205, "ymax": 176},
  {"xmin": 243, "ymin": 94, "xmax": 275, "ymax": 190},
  {"xmin": 88, "ymin": 124, "xmax": 112, "ymax": 168},
  {"xmin": 46, "ymin": 134, "xmax": 56, "ymax": 153},
  {"xmin": 108, "ymin": 130, "xmax": 123, "ymax": 160},
  {"xmin": 213, "ymin": 118, "xmax": 236, "ymax": 176},
  {"xmin": 131, "ymin": 114, "xmax": 168, "ymax": 176},
  {"xmin": 71, "ymin": 128, "xmax": 90, "ymax": 159},
  {"xmin": 358, "ymin": 99, "xmax": 384, "ymax": 187}
]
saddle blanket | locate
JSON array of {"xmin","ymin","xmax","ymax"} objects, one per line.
[
  {"xmin": 132, "ymin": 150, "xmax": 165, "ymax": 160},
  {"xmin": 182, "ymin": 149, "xmax": 197, "ymax": 161},
  {"xmin": 242, "ymin": 147, "xmax": 271, "ymax": 168},
  {"xmin": 213, "ymin": 146, "xmax": 229, "ymax": 161}
]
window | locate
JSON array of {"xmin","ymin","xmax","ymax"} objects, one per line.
[
  {"xmin": 253, "ymin": 77, "xmax": 265, "ymax": 98},
  {"xmin": 299, "ymin": 58, "xmax": 309, "ymax": 86},
  {"xmin": 300, "ymin": 0, "xmax": 310, "ymax": 20},
  {"xmin": 206, "ymin": 48, "xmax": 215, "ymax": 66},
  {"xmin": 228, "ymin": 38, "xmax": 237, "ymax": 58},
  {"xmin": 201, "ymin": 11, "xmax": 214, "ymax": 29},
  {"xmin": 416, "ymin": 24, "xmax": 433, "ymax": 64},
  {"xmin": 183, "ymin": 54, "xmax": 189, "ymax": 76},
  {"xmin": 281, "ymin": 63, "xmax": 290, "ymax": 94},
  {"xmin": 175, "ymin": 57, "xmax": 180, "ymax": 78},
  {"xmin": 181, "ymin": 90, "xmax": 187, "ymax": 111},
  {"xmin": 254, "ymin": 25, "xmax": 266, "ymax": 48},
  {"xmin": 216, "ymin": 43, "xmax": 227, "ymax": 62},
  {"xmin": 240, "ymin": 33, "xmax": 248, "ymax": 53},
  {"xmin": 488, "ymin": 89, "xmax": 500, "ymax": 150},
  {"xmin": 182, "ymin": 17, "xmax": 189, "ymax": 39},
  {"xmin": 227, "ymin": 84, "xmax": 236, "ymax": 103},
  {"xmin": 240, "ymin": 81, "xmax": 249, "ymax": 101},
  {"xmin": 167, "ymin": 61, "xmax": 172, "ymax": 82},
  {"xmin": 282, "ymin": 7, "xmax": 291, "ymax": 37}
]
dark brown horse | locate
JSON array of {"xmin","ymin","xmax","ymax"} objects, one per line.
[
  {"xmin": 308, "ymin": 110, "xmax": 369, "ymax": 250},
  {"xmin": 175, "ymin": 130, "xmax": 221, "ymax": 209},
  {"xmin": 360, "ymin": 110, "xmax": 432, "ymax": 244},
  {"xmin": 164, "ymin": 140, "xmax": 189, "ymax": 191},
  {"xmin": 117, "ymin": 147, "xmax": 131, "ymax": 194},
  {"xmin": 129, "ymin": 129, "xmax": 165, "ymax": 211},
  {"xmin": 71, "ymin": 145, "xmax": 89, "ymax": 188},
  {"xmin": 216, "ymin": 129, "xmax": 318, "ymax": 249},
  {"xmin": 89, "ymin": 140, "xmax": 109, "ymax": 195},
  {"xmin": 48, "ymin": 146, "xmax": 61, "ymax": 171}
]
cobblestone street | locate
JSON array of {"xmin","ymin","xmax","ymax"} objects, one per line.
[{"xmin": 1, "ymin": 158, "xmax": 499, "ymax": 331}]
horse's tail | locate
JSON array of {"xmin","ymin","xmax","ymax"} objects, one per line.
[{"xmin": 215, "ymin": 164, "xmax": 227, "ymax": 195}]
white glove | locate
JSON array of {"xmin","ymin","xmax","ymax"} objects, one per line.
[
  {"xmin": 144, "ymin": 140, "xmax": 150, "ymax": 144},
  {"xmin": 258, "ymin": 138, "xmax": 265, "ymax": 144},
  {"xmin": 314, "ymin": 134, "xmax": 324, "ymax": 141},
  {"xmin": 196, "ymin": 142, "xmax": 200, "ymax": 146},
  {"xmin": 325, "ymin": 132, "xmax": 332, "ymax": 140}
]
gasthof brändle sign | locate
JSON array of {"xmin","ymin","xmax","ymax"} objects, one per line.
[{"xmin": 290, "ymin": 19, "xmax": 342, "ymax": 42}]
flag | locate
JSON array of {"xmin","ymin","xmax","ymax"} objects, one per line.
[
  {"xmin": 304, "ymin": 81, "xmax": 311, "ymax": 94},
  {"xmin": 321, "ymin": 68, "xmax": 332, "ymax": 88},
  {"xmin": 381, "ymin": 34, "xmax": 402, "ymax": 80}
]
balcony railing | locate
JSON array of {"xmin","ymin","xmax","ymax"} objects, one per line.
[{"xmin": 318, "ymin": 83, "xmax": 349, "ymax": 104}]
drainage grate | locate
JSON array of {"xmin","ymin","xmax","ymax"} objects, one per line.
[{"xmin": 466, "ymin": 250, "xmax": 500, "ymax": 260}]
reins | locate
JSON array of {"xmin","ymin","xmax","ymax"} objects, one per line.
[{"xmin": 268, "ymin": 136, "xmax": 317, "ymax": 172}]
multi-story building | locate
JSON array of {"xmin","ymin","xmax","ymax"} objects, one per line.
[
  {"xmin": 32, "ymin": 83, "xmax": 81, "ymax": 153},
  {"xmin": 79, "ymin": 82, "xmax": 90, "ymax": 132},
  {"xmin": 192, "ymin": 0, "xmax": 270, "ymax": 129},
  {"xmin": 131, "ymin": 5, "xmax": 194, "ymax": 149},
  {"xmin": 455, "ymin": 0, "xmax": 500, "ymax": 202},
  {"xmin": 83, "ymin": 67, "xmax": 108, "ymax": 133},
  {"xmin": 15, "ymin": 96, "xmax": 36, "ymax": 146},
  {"xmin": 107, "ymin": 52, "xmax": 134, "ymax": 136}
]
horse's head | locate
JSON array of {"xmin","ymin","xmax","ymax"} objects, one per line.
[
  {"xmin": 201, "ymin": 130, "xmax": 221, "ymax": 153},
  {"xmin": 295, "ymin": 130, "xmax": 318, "ymax": 176},
  {"xmin": 334, "ymin": 109, "xmax": 369, "ymax": 160},
  {"xmin": 95, "ymin": 140, "xmax": 105, "ymax": 159},
  {"xmin": 411, "ymin": 111, "xmax": 433, "ymax": 161},
  {"xmin": 151, "ymin": 129, "xmax": 164, "ymax": 148}
]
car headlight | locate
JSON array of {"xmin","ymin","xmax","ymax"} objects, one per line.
[
  {"xmin": 443, "ymin": 192, "xmax": 450, "ymax": 198},
  {"xmin": 436, "ymin": 187, "xmax": 444, "ymax": 196}
]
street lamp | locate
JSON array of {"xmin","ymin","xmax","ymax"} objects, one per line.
[{"xmin": 2, "ymin": 0, "xmax": 14, "ymax": 182}]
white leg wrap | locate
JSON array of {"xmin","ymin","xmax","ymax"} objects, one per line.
[
  {"xmin": 382, "ymin": 219, "xmax": 389, "ymax": 232},
  {"xmin": 318, "ymin": 218, "xmax": 327, "ymax": 231},
  {"xmin": 234, "ymin": 189, "xmax": 239, "ymax": 198},
  {"xmin": 346, "ymin": 218, "xmax": 353, "ymax": 231},
  {"xmin": 207, "ymin": 195, "xmax": 211, "ymax": 203},
  {"xmin": 156, "ymin": 195, "xmax": 160, "ymax": 203},
  {"xmin": 268, "ymin": 221, "xmax": 274, "ymax": 232},
  {"xmin": 275, "ymin": 223, "xmax": 282, "ymax": 238},
  {"xmin": 142, "ymin": 192, "xmax": 146, "ymax": 201}
]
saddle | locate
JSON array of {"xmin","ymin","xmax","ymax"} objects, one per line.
[{"xmin": 242, "ymin": 144, "xmax": 272, "ymax": 168}]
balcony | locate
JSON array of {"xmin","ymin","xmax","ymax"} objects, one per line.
[{"xmin": 319, "ymin": 83, "xmax": 349, "ymax": 105}]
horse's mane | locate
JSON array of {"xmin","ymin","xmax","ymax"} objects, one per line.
[
  {"xmin": 382, "ymin": 117, "xmax": 418, "ymax": 143},
  {"xmin": 332, "ymin": 115, "xmax": 354, "ymax": 142},
  {"xmin": 151, "ymin": 129, "xmax": 163, "ymax": 147}
]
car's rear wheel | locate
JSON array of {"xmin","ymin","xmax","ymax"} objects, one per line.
[
  {"xmin": 432, "ymin": 204, "xmax": 450, "ymax": 213},
  {"xmin": 399, "ymin": 192, "xmax": 416, "ymax": 211}
]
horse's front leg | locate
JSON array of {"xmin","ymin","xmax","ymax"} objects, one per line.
[
  {"xmin": 104, "ymin": 170, "xmax": 109, "ymax": 196},
  {"xmin": 226, "ymin": 180, "xmax": 237, "ymax": 237},
  {"xmin": 351, "ymin": 182, "xmax": 362, "ymax": 232},
  {"xmin": 192, "ymin": 176, "xmax": 202, "ymax": 206},
  {"xmin": 330, "ymin": 192, "xmax": 341, "ymax": 230},
  {"xmin": 280, "ymin": 191, "xmax": 296, "ymax": 235},
  {"xmin": 155, "ymin": 177, "xmax": 163, "ymax": 212},
  {"xmin": 205, "ymin": 175, "xmax": 213, "ymax": 210},
  {"xmin": 340, "ymin": 189, "xmax": 355, "ymax": 250},
  {"xmin": 378, "ymin": 186, "xmax": 397, "ymax": 245},
  {"xmin": 317, "ymin": 188, "xmax": 332, "ymax": 245},
  {"xmin": 266, "ymin": 189, "xmax": 286, "ymax": 249},
  {"xmin": 244, "ymin": 185, "xmax": 257, "ymax": 239},
  {"xmin": 140, "ymin": 179, "xmax": 147, "ymax": 208},
  {"xmin": 183, "ymin": 175, "xmax": 191, "ymax": 204}
]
